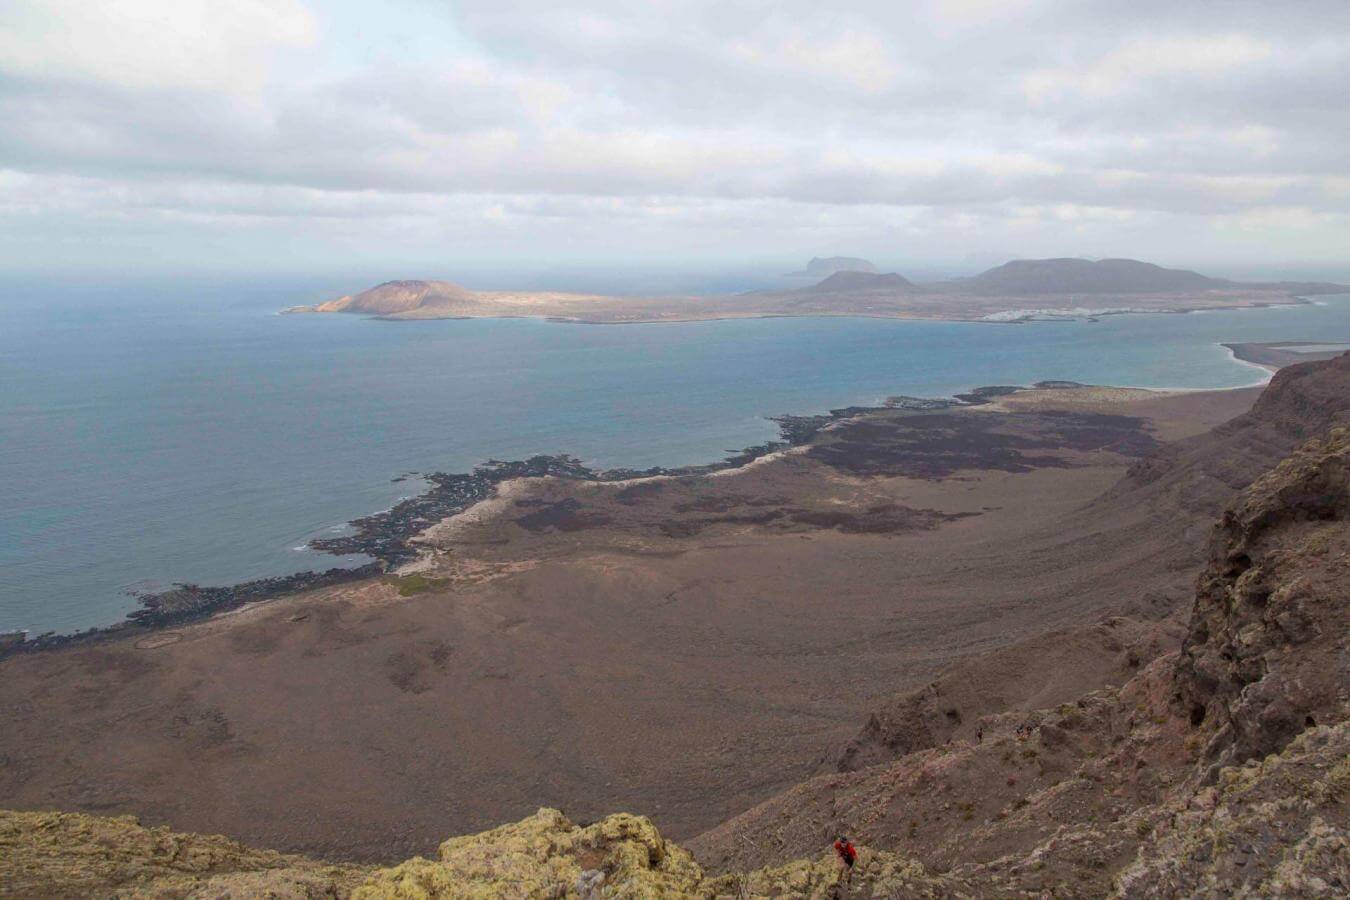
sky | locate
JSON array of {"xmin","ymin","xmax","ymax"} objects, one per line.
[{"xmin": 2, "ymin": 0, "xmax": 1349, "ymax": 278}]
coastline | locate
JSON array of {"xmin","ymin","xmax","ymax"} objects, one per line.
[
  {"xmin": 0, "ymin": 364, "xmax": 1285, "ymax": 861},
  {"xmin": 1223, "ymin": 342, "xmax": 1281, "ymax": 379},
  {"xmin": 0, "ymin": 370, "xmax": 1278, "ymax": 657},
  {"xmin": 1223, "ymin": 339, "xmax": 1350, "ymax": 371},
  {"xmin": 0, "ymin": 407, "xmax": 864, "ymax": 655},
  {"xmin": 284, "ymin": 294, "xmax": 1319, "ymax": 327}
]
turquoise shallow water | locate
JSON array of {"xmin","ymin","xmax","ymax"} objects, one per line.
[{"xmin": 3, "ymin": 276, "xmax": 1349, "ymax": 634}]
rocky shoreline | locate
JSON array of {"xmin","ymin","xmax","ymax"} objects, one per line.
[{"xmin": 0, "ymin": 380, "xmax": 1106, "ymax": 659}]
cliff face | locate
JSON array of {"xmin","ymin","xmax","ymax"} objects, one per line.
[
  {"xmin": 1102, "ymin": 351, "xmax": 1350, "ymax": 553},
  {"xmin": 1176, "ymin": 426, "xmax": 1349, "ymax": 776}
]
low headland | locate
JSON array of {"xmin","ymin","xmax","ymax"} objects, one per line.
[
  {"xmin": 0, "ymin": 379, "xmax": 1154, "ymax": 657},
  {"xmin": 1225, "ymin": 339, "xmax": 1350, "ymax": 370}
]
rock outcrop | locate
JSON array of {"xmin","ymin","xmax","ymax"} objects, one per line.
[
  {"xmin": 1176, "ymin": 426, "xmax": 1349, "ymax": 776},
  {"xmin": 0, "ymin": 806, "xmax": 946, "ymax": 898},
  {"xmin": 1116, "ymin": 722, "xmax": 1350, "ymax": 898},
  {"xmin": 355, "ymin": 809, "xmax": 703, "ymax": 899},
  {"xmin": 0, "ymin": 809, "xmax": 369, "ymax": 897}
]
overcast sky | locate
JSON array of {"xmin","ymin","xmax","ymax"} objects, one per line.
[{"xmin": 2, "ymin": 0, "xmax": 1349, "ymax": 277}]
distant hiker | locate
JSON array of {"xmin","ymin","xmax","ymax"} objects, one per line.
[{"xmin": 834, "ymin": 835, "xmax": 857, "ymax": 883}]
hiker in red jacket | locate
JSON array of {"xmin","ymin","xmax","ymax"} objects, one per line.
[{"xmin": 833, "ymin": 835, "xmax": 857, "ymax": 883}]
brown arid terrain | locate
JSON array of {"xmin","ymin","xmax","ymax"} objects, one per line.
[
  {"xmin": 0, "ymin": 375, "xmax": 1275, "ymax": 865},
  {"xmin": 282, "ymin": 258, "xmax": 1348, "ymax": 324},
  {"xmin": 3, "ymin": 382, "xmax": 1346, "ymax": 897}
]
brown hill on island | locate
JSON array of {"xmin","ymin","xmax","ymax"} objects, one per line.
[
  {"xmin": 945, "ymin": 256, "xmax": 1347, "ymax": 300},
  {"xmin": 310, "ymin": 280, "xmax": 481, "ymax": 316},
  {"xmin": 805, "ymin": 270, "xmax": 914, "ymax": 292},
  {"xmin": 958, "ymin": 257, "xmax": 1221, "ymax": 295}
]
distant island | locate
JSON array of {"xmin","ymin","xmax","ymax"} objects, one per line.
[
  {"xmin": 283, "ymin": 257, "xmax": 1348, "ymax": 324},
  {"xmin": 785, "ymin": 256, "xmax": 879, "ymax": 277}
]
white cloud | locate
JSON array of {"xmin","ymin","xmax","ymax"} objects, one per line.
[
  {"xmin": 926, "ymin": 0, "xmax": 1043, "ymax": 29},
  {"xmin": 1024, "ymin": 34, "xmax": 1273, "ymax": 103},
  {"xmin": 0, "ymin": 0, "xmax": 1348, "ymax": 269},
  {"xmin": 0, "ymin": 0, "xmax": 318, "ymax": 92},
  {"xmin": 732, "ymin": 23, "xmax": 902, "ymax": 92}
]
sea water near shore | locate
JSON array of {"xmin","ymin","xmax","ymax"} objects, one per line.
[{"xmin": 3, "ymin": 275, "xmax": 1350, "ymax": 634}]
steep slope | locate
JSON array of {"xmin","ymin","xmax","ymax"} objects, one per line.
[
  {"xmin": 828, "ymin": 353, "xmax": 1350, "ymax": 776},
  {"xmin": 1108, "ymin": 351, "xmax": 1350, "ymax": 524},
  {"xmin": 1115, "ymin": 723, "xmax": 1349, "ymax": 898},
  {"xmin": 831, "ymin": 609, "xmax": 1185, "ymax": 772},
  {"xmin": 690, "ymin": 425, "xmax": 1349, "ymax": 895}
]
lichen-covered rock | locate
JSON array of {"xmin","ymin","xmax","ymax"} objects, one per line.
[
  {"xmin": 1115, "ymin": 723, "xmax": 1350, "ymax": 898},
  {"xmin": 0, "ymin": 809, "xmax": 369, "ymax": 898},
  {"xmin": 353, "ymin": 808, "xmax": 705, "ymax": 898},
  {"xmin": 1176, "ymin": 426, "xmax": 1349, "ymax": 776}
]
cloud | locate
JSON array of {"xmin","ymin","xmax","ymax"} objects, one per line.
[
  {"xmin": 0, "ymin": 0, "xmax": 1348, "ymax": 270},
  {"xmin": 730, "ymin": 21, "xmax": 903, "ymax": 92},
  {"xmin": 0, "ymin": 0, "xmax": 317, "ymax": 92},
  {"xmin": 1024, "ymin": 34, "xmax": 1273, "ymax": 103},
  {"xmin": 924, "ymin": 0, "xmax": 1045, "ymax": 30}
]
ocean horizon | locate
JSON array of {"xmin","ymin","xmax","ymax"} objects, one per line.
[{"xmin": 3, "ymin": 275, "xmax": 1349, "ymax": 635}]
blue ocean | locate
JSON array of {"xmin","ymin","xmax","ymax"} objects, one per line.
[{"xmin": 3, "ymin": 273, "xmax": 1349, "ymax": 634}]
